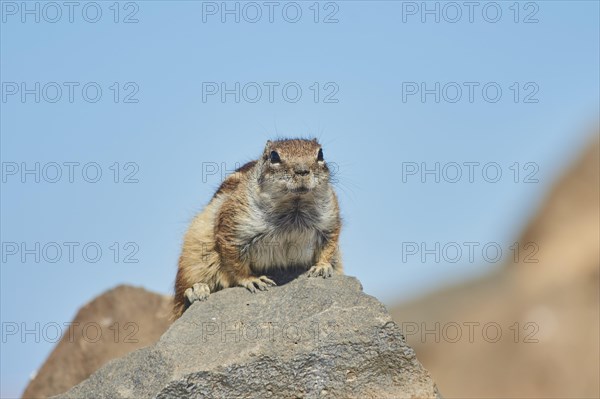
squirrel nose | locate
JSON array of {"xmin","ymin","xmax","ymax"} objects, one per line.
[{"xmin": 295, "ymin": 168, "xmax": 310, "ymax": 176}]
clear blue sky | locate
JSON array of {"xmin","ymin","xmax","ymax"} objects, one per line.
[{"xmin": 1, "ymin": 1, "xmax": 598, "ymax": 397}]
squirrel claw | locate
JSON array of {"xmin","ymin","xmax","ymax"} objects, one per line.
[{"xmin": 239, "ymin": 275, "xmax": 276, "ymax": 293}]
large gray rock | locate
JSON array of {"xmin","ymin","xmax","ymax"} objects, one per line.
[{"xmin": 56, "ymin": 274, "xmax": 440, "ymax": 398}]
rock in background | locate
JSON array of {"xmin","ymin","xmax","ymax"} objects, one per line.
[
  {"xmin": 391, "ymin": 136, "xmax": 600, "ymax": 398},
  {"xmin": 22, "ymin": 286, "xmax": 172, "ymax": 398},
  {"xmin": 56, "ymin": 275, "xmax": 440, "ymax": 399}
]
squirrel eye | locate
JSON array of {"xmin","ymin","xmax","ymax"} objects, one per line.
[
  {"xmin": 317, "ymin": 148, "xmax": 324, "ymax": 162},
  {"xmin": 270, "ymin": 151, "xmax": 281, "ymax": 164}
]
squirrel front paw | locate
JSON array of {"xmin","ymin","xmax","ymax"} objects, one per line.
[
  {"xmin": 184, "ymin": 282, "xmax": 211, "ymax": 305},
  {"xmin": 238, "ymin": 275, "xmax": 277, "ymax": 293},
  {"xmin": 307, "ymin": 263, "xmax": 334, "ymax": 278}
]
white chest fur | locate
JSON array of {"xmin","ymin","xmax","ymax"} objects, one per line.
[
  {"xmin": 237, "ymin": 187, "xmax": 336, "ymax": 271},
  {"xmin": 246, "ymin": 226, "xmax": 320, "ymax": 271}
]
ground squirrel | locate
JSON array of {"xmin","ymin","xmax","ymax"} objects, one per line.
[{"xmin": 173, "ymin": 138, "xmax": 343, "ymax": 318}]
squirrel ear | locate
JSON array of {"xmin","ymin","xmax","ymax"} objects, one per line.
[
  {"xmin": 311, "ymin": 138, "xmax": 318, "ymax": 143},
  {"xmin": 263, "ymin": 140, "xmax": 273, "ymax": 159}
]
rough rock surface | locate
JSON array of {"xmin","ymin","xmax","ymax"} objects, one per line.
[
  {"xmin": 22, "ymin": 285, "xmax": 172, "ymax": 398},
  {"xmin": 56, "ymin": 275, "xmax": 440, "ymax": 399}
]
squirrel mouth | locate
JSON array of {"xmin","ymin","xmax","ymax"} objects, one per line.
[{"xmin": 290, "ymin": 187, "xmax": 310, "ymax": 194}]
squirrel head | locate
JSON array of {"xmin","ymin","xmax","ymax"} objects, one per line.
[{"xmin": 258, "ymin": 138, "xmax": 330, "ymax": 197}]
